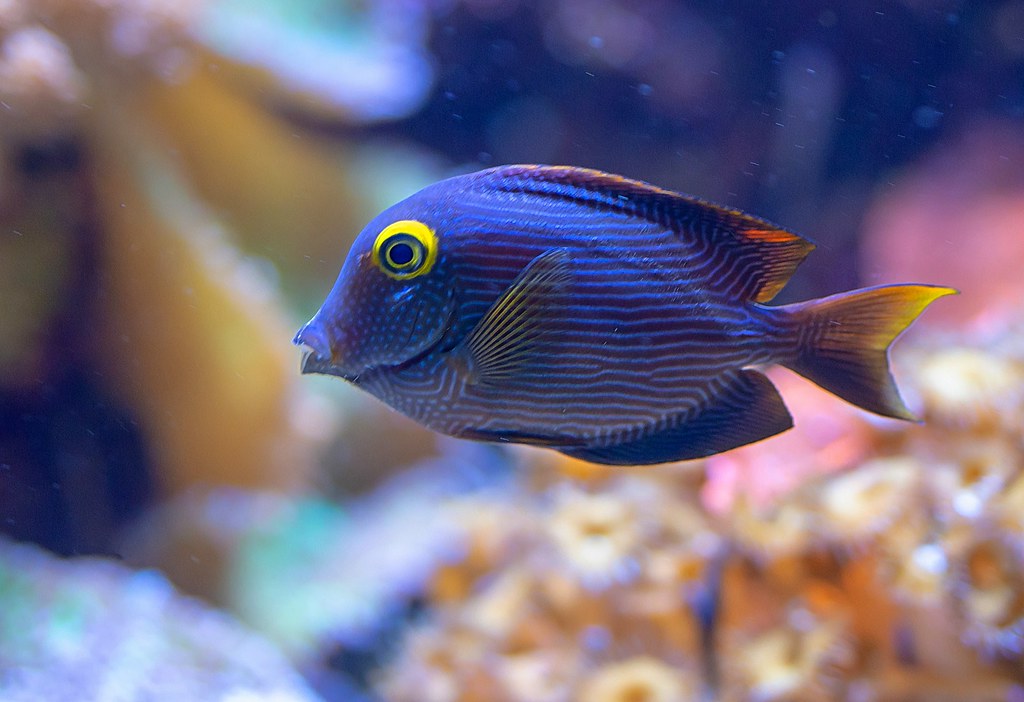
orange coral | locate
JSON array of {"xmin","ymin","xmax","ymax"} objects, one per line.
[
  {"xmin": 379, "ymin": 304, "xmax": 1024, "ymax": 700},
  {"xmin": 0, "ymin": 25, "xmax": 84, "ymax": 138},
  {"xmin": 0, "ymin": 0, "xmax": 351, "ymax": 495},
  {"xmin": 578, "ymin": 657, "xmax": 695, "ymax": 702}
]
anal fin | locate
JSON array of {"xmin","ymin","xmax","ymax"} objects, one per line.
[
  {"xmin": 459, "ymin": 426, "xmax": 585, "ymax": 448},
  {"xmin": 560, "ymin": 370, "xmax": 793, "ymax": 465}
]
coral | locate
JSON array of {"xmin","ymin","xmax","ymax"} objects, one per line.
[
  {"xmin": 126, "ymin": 61, "xmax": 445, "ymax": 309},
  {"xmin": 915, "ymin": 348, "xmax": 1024, "ymax": 427},
  {"xmin": 956, "ymin": 538, "xmax": 1024, "ymax": 660},
  {"xmin": 119, "ymin": 449, "xmax": 511, "ymax": 662},
  {"xmin": 578, "ymin": 656, "xmax": 696, "ymax": 702},
  {"xmin": 376, "ymin": 473, "xmax": 715, "ymax": 701},
  {"xmin": 0, "ymin": 25, "xmax": 84, "ymax": 139},
  {"xmin": 815, "ymin": 458, "xmax": 922, "ymax": 545},
  {"xmin": 3, "ymin": 3, "xmax": 1023, "ymax": 698},
  {"xmin": 194, "ymin": 0, "xmax": 436, "ymax": 124},
  {"xmin": 0, "ymin": 143, "xmax": 82, "ymax": 389},
  {"xmin": 992, "ymin": 470, "xmax": 1024, "ymax": 553},
  {"xmin": 0, "ymin": 535, "xmax": 318, "ymax": 701},
  {"xmin": 375, "ymin": 305, "xmax": 1024, "ymax": 701},
  {"xmin": 0, "ymin": 0, "xmax": 456, "ymax": 551},
  {"xmin": 0, "ymin": 0, "xmax": 198, "ymax": 142},
  {"xmin": 0, "ymin": 0, "xmax": 331, "ymax": 523},
  {"xmin": 33, "ymin": 0, "xmax": 200, "ymax": 73},
  {"xmin": 546, "ymin": 488, "xmax": 642, "ymax": 586},
  {"xmin": 0, "ymin": 0, "xmax": 454, "ymax": 522},
  {"xmin": 88, "ymin": 126, "xmax": 317, "ymax": 493},
  {"xmin": 727, "ymin": 497, "xmax": 815, "ymax": 561},
  {"xmin": 720, "ymin": 612, "xmax": 854, "ymax": 702},
  {"xmin": 0, "ymin": 0, "xmax": 444, "ymax": 297}
]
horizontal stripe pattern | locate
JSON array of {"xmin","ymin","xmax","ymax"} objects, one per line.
[{"xmin": 346, "ymin": 169, "xmax": 798, "ymax": 450}]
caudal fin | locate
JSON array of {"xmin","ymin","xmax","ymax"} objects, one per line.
[{"xmin": 781, "ymin": 284, "xmax": 957, "ymax": 420}]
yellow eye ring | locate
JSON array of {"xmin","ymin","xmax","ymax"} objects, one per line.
[{"xmin": 372, "ymin": 220, "xmax": 438, "ymax": 280}]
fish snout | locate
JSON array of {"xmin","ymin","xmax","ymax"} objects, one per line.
[{"xmin": 293, "ymin": 320, "xmax": 337, "ymax": 376}]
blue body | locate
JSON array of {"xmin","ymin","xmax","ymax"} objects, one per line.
[{"xmin": 296, "ymin": 165, "xmax": 951, "ymax": 464}]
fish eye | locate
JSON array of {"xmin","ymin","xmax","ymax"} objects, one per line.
[
  {"xmin": 387, "ymin": 242, "xmax": 415, "ymax": 266},
  {"xmin": 372, "ymin": 220, "xmax": 438, "ymax": 280}
]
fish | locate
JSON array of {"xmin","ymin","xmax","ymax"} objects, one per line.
[{"xmin": 294, "ymin": 165, "xmax": 955, "ymax": 465}]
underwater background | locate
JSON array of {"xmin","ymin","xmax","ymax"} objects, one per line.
[{"xmin": 1, "ymin": 0, "xmax": 1024, "ymax": 700}]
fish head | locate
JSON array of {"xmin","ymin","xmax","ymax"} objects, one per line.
[{"xmin": 295, "ymin": 202, "xmax": 457, "ymax": 381}]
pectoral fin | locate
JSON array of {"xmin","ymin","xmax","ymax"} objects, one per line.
[
  {"xmin": 560, "ymin": 369, "xmax": 793, "ymax": 465},
  {"xmin": 456, "ymin": 248, "xmax": 572, "ymax": 385}
]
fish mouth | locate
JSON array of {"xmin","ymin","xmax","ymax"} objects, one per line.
[
  {"xmin": 298, "ymin": 347, "xmax": 353, "ymax": 379},
  {"xmin": 293, "ymin": 322, "xmax": 360, "ymax": 381},
  {"xmin": 296, "ymin": 344, "xmax": 411, "ymax": 384},
  {"xmin": 294, "ymin": 289, "xmax": 459, "ymax": 382},
  {"xmin": 292, "ymin": 321, "xmax": 429, "ymax": 383}
]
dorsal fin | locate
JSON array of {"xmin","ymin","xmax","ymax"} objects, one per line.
[{"xmin": 475, "ymin": 165, "xmax": 815, "ymax": 303}]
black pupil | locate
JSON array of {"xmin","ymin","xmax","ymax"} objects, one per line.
[{"xmin": 389, "ymin": 241, "xmax": 415, "ymax": 266}]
